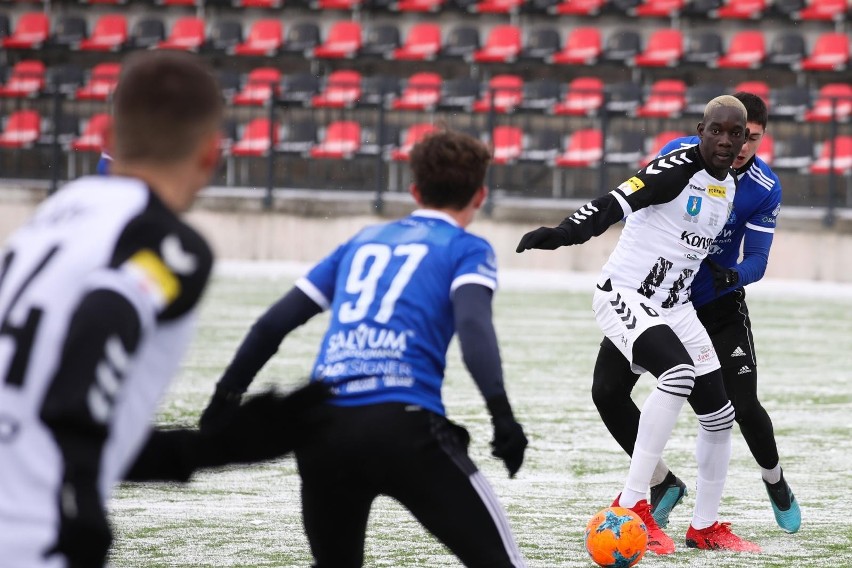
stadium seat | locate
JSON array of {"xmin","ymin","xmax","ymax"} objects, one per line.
[
  {"xmin": 551, "ymin": 0, "xmax": 606, "ymax": 15},
  {"xmin": 360, "ymin": 75, "xmax": 399, "ymax": 106},
  {"xmin": 640, "ymin": 130, "xmax": 687, "ymax": 166},
  {"xmin": 234, "ymin": 19, "xmax": 283, "ymax": 56},
  {"xmin": 520, "ymin": 129, "xmax": 561, "ymax": 163},
  {"xmin": 79, "ymin": 14, "xmax": 127, "ymax": 52},
  {"xmin": 280, "ymin": 73, "xmax": 320, "ymax": 105},
  {"xmin": 771, "ymin": 0, "xmax": 806, "ymax": 18},
  {"xmin": 451, "ymin": 0, "xmax": 479, "ymax": 11},
  {"xmin": 472, "ymin": 25, "xmax": 521, "ymax": 63},
  {"xmin": 473, "ymin": 0, "xmax": 525, "ymax": 13},
  {"xmin": 553, "ymin": 76, "xmax": 604, "ymax": 116},
  {"xmin": 71, "ymin": 113, "xmax": 111, "ymax": 153},
  {"xmin": 0, "ymin": 15, "xmax": 9, "ymax": 42},
  {"xmin": 799, "ymin": 33, "xmax": 849, "ymax": 71},
  {"xmin": 684, "ymin": 82, "xmax": 726, "ymax": 115},
  {"xmin": 550, "ymin": 27, "xmax": 601, "ymax": 65},
  {"xmin": 3, "ymin": 12, "xmax": 49, "ymax": 49},
  {"xmin": 521, "ymin": 79, "xmax": 561, "ymax": 111},
  {"xmin": 520, "ymin": 27, "xmax": 561, "ymax": 61},
  {"xmin": 632, "ymin": 0, "xmax": 685, "ymax": 17},
  {"xmin": 732, "ymin": 81, "xmax": 770, "ymax": 104},
  {"xmin": 83, "ymin": 0, "xmax": 127, "ymax": 4},
  {"xmin": 207, "ymin": 20, "xmax": 243, "ymax": 53},
  {"xmin": 715, "ymin": 30, "xmax": 765, "ymax": 69},
  {"xmin": 392, "ymin": 72, "xmax": 442, "ymax": 110},
  {"xmin": 0, "ymin": 60, "xmax": 45, "ymax": 98},
  {"xmin": 312, "ymin": 22, "xmax": 362, "ymax": 59},
  {"xmin": 232, "ymin": 119, "xmax": 279, "ymax": 157},
  {"xmin": 772, "ymin": 134, "xmax": 813, "ymax": 170},
  {"xmin": 603, "ymin": 29, "xmax": 641, "ymax": 64},
  {"xmin": 157, "ymin": 17, "xmax": 205, "ymax": 51},
  {"xmin": 609, "ymin": 0, "xmax": 641, "ymax": 11},
  {"xmin": 75, "ymin": 63, "xmax": 121, "ymax": 101},
  {"xmin": 756, "ymin": 132, "xmax": 774, "ymax": 165},
  {"xmin": 682, "ymin": 31, "xmax": 723, "ymax": 65},
  {"xmin": 439, "ymin": 77, "xmax": 479, "ymax": 110},
  {"xmin": 233, "ymin": 67, "xmax": 281, "ymax": 106},
  {"xmin": 0, "ymin": 110, "xmax": 41, "ymax": 149},
  {"xmin": 771, "ymin": 85, "xmax": 811, "ymax": 118},
  {"xmin": 391, "ymin": 123, "xmax": 438, "ymax": 161},
  {"xmin": 633, "ymin": 29, "xmax": 683, "ymax": 67},
  {"xmin": 606, "ymin": 81, "xmax": 644, "ymax": 114},
  {"xmin": 798, "ymin": 0, "xmax": 847, "ymax": 20},
  {"xmin": 635, "ymin": 79, "xmax": 687, "ymax": 118},
  {"xmin": 47, "ymin": 64, "xmax": 85, "ymax": 97},
  {"xmin": 360, "ymin": 25, "xmax": 400, "ymax": 58},
  {"xmin": 394, "ymin": 0, "xmax": 445, "ymax": 12},
  {"xmin": 312, "ymin": 70, "xmax": 362, "ymax": 108},
  {"xmin": 157, "ymin": 0, "xmax": 200, "ymax": 5},
  {"xmin": 393, "ymin": 23, "xmax": 441, "ymax": 60},
  {"xmin": 523, "ymin": 0, "xmax": 559, "ymax": 11},
  {"xmin": 682, "ymin": 0, "xmax": 723, "ymax": 15},
  {"xmin": 41, "ymin": 112, "xmax": 80, "ymax": 148},
  {"xmin": 715, "ymin": 0, "xmax": 766, "ymax": 18},
  {"xmin": 810, "ymin": 135, "xmax": 852, "ymax": 174},
  {"xmin": 766, "ymin": 32, "xmax": 806, "ymax": 68},
  {"xmin": 805, "ymin": 83, "xmax": 852, "ymax": 122},
  {"xmin": 605, "ymin": 131, "xmax": 645, "ymax": 167},
  {"xmin": 441, "ymin": 26, "xmax": 480, "ymax": 59},
  {"xmin": 282, "ymin": 22, "xmax": 320, "ymax": 55},
  {"xmin": 51, "ymin": 15, "xmax": 87, "ymax": 49},
  {"xmin": 491, "ymin": 126, "xmax": 524, "ymax": 165},
  {"xmin": 359, "ymin": 124, "xmax": 399, "ymax": 156},
  {"xmin": 473, "ymin": 74, "xmax": 524, "ymax": 113},
  {"xmin": 313, "ymin": 0, "xmax": 363, "ymax": 10},
  {"xmin": 129, "ymin": 18, "xmax": 165, "ymax": 50},
  {"xmin": 218, "ymin": 70, "xmax": 242, "ymax": 101},
  {"xmin": 310, "ymin": 121, "xmax": 361, "ymax": 159},
  {"xmin": 555, "ymin": 128, "xmax": 603, "ymax": 167},
  {"xmin": 234, "ymin": 0, "xmax": 284, "ymax": 6},
  {"xmin": 276, "ymin": 118, "xmax": 316, "ymax": 155}
]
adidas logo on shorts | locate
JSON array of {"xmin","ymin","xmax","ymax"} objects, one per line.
[
  {"xmin": 738, "ymin": 365, "xmax": 751, "ymax": 375},
  {"xmin": 731, "ymin": 346, "xmax": 746, "ymax": 357}
]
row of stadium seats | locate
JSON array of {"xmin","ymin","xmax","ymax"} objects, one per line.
[
  {"xmin": 1, "ymin": 109, "xmax": 850, "ymax": 175},
  {"xmin": 3, "ymin": 0, "xmax": 849, "ymax": 20},
  {"xmin": 2, "ymin": 12, "xmax": 850, "ymax": 72},
  {"xmin": 5, "ymin": 61, "xmax": 849, "ymax": 124}
]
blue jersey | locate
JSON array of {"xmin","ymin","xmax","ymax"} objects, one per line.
[
  {"xmin": 296, "ymin": 210, "xmax": 498, "ymax": 416},
  {"xmin": 96, "ymin": 152, "xmax": 112, "ymax": 175},
  {"xmin": 659, "ymin": 136, "xmax": 782, "ymax": 307}
]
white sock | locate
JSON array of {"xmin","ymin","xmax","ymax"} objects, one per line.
[
  {"xmin": 691, "ymin": 404, "xmax": 734, "ymax": 530},
  {"xmin": 650, "ymin": 460, "xmax": 670, "ymax": 488},
  {"xmin": 762, "ymin": 465, "xmax": 782, "ymax": 484}
]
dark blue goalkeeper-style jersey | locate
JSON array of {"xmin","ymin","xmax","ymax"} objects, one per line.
[
  {"xmin": 296, "ymin": 210, "xmax": 498, "ymax": 416},
  {"xmin": 659, "ymin": 136, "xmax": 782, "ymax": 308}
]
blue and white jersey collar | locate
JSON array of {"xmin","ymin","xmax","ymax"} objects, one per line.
[{"xmin": 410, "ymin": 209, "xmax": 459, "ymax": 227}]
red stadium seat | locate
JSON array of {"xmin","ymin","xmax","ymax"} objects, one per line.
[
  {"xmin": 71, "ymin": 114, "xmax": 111, "ymax": 153},
  {"xmin": 0, "ymin": 110, "xmax": 40, "ymax": 149},
  {"xmin": 633, "ymin": 0, "xmax": 685, "ymax": 17},
  {"xmin": 715, "ymin": 30, "xmax": 765, "ymax": 69},
  {"xmin": 234, "ymin": 19, "xmax": 283, "ymax": 56},
  {"xmin": 635, "ymin": 79, "xmax": 687, "ymax": 118},
  {"xmin": 391, "ymin": 123, "xmax": 438, "ymax": 161},
  {"xmin": 732, "ymin": 81, "xmax": 770, "ymax": 105},
  {"xmin": 79, "ymin": 15, "xmax": 127, "ymax": 52},
  {"xmin": 393, "ymin": 23, "xmax": 441, "ymax": 60},
  {"xmin": 0, "ymin": 60, "xmax": 45, "ymax": 98},
  {"xmin": 75, "ymin": 63, "xmax": 121, "ymax": 101},
  {"xmin": 633, "ymin": 29, "xmax": 683, "ymax": 67},
  {"xmin": 756, "ymin": 132, "xmax": 774, "ymax": 165},
  {"xmin": 715, "ymin": 0, "xmax": 766, "ymax": 18},
  {"xmin": 2, "ymin": 12, "xmax": 49, "ymax": 49},
  {"xmin": 491, "ymin": 126, "xmax": 523, "ymax": 165},
  {"xmin": 473, "ymin": 25, "xmax": 521, "ymax": 63},
  {"xmin": 394, "ymin": 0, "xmax": 445, "ymax": 11},
  {"xmin": 392, "ymin": 73, "xmax": 442, "ymax": 111},
  {"xmin": 640, "ymin": 130, "xmax": 687, "ymax": 167},
  {"xmin": 550, "ymin": 27, "xmax": 601, "ymax": 65},
  {"xmin": 233, "ymin": 68, "xmax": 281, "ymax": 106},
  {"xmin": 232, "ymin": 119, "xmax": 279, "ymax": 157},
  {"xmin": 157, "ymin": 17, "xmax": 205, "ymax": 51},
  {"xmin": 311, "ymin": 70, "xmax": 362, "ymax": 108},
  {"xmin": 799, "ymin": 33, "xmax": 849, "ymax": 71},
  {"xmin": 553, "ymin": 77, "xmax": 604, "ymax": 116},
  {"xmin": 474, "ymin": 0, "xmax": 525, "ymax": 14},
  {"xmin": 312, "ymin": 22, "xmax": 362, "ymax": 59},
  {"xmin": 310, "ymin": 121, "xmax": 361, "ymax": 159},
  {"xmin": 798, "ymin": 0, "xmax": 847, "ymax": 21},
  {"xmin": 555, "ymin": 128, "xmax": 603, "ymax": 167},
  {"xmin": 473, "ymin": 75, "xmax": 524, "ymax": 113},
  {"xmin": 810, "ymin": 135, "xmax": 852, "ymax": 174},
  {"xmin": 804, "ymin": 83, "xmax": 852, "ymax": 122},
  {"xmin": 552, "ymin": 0, "xmax": 606, "ymax": 16}
]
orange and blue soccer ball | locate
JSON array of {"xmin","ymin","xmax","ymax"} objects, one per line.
[{"xmin": 584, "ymin": 506, "xmax": 648, "ymax": 567}]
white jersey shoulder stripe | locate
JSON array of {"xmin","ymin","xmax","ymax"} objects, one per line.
[
  {"xmin": 611, "ymin": 190, "xmax": 633, "ymax": 217},
  {"xmin": 745, "ymin": 221, "xmax": 775, "ymax": 233},
  {"xmin": 451, "ymin": 273, "xmax": 497, "ymax": 294},
  {"xmin": 296, "ymin": 277, "xmax": 330, "ymax": 311},
  {"xmin": 747, "ymin": 164, "xmax": 775, "ymax": 190}
]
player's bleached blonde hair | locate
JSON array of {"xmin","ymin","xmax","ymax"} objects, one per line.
[{"xmin": 702, "ymin": 95, "xmax": 747, "ymax": 123}]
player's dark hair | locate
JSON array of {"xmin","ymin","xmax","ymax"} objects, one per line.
[
  {"xmin": 732, "ymin": 91, "xmax": 768, "ymax": 129},
  {"xmin": 409, "ymin": 130, "xmax": 491, "ymax": 210},
  {"xmin": 112, "ymin": 51, "xmax": 223, "ymax": 164}
]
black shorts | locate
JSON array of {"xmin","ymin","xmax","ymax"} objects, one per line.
[
  {"xmin": 294, "ymin": 402, "xmax": 524, "ymax": 568},
  {"xmin": 696, "ymin": 287, "xmax": 757, "ymax": 373}
]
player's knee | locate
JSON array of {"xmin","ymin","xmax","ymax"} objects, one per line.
[
  {"xmin": 731, "ymin": 396, "xmax": 762, "ymax": 425},
  {"xmin": 591, "ymin": 371, "xmax": 632, "ymax": 410},
  {"xmin": 698, "ymin": 400, "xmax": 735, "ymax": 432},
  {"xmin": 655, "ymin": 363, "xmax": 696, "ymax": 398}
]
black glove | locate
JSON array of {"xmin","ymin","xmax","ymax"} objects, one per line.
[
  {"xmin": 199, "ymin": 384, "xmax": 243, "ymax": 434},
  {"xmin": 704, "ymin": 257, "xmax": 739, "ymax": 293},
  {"xmin": 516, "ymin": 226, "xmax": 571, "ymax": 252},
  {"xmin": 45, "ymin": 479, "xmax": 111, "ymax": 568},
  {"xmin": 486, "ymin": 393, "xmax": 528, "ymax": 478}
]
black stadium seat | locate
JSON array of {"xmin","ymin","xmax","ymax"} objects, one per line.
[
  {"xmin": 280, "ymin": 72, "xmax": 320, "ymax": 105},
  {"xmin": 47, "ymin": 64, "xmax": 85, "ymax": 96},
  {"xmin": 282, "ymin": 22, "xmax": 320, "ymax": 55},
  {"xmin": 52, "ymin": 16, "xmax": 87, "ymax": 49},
  {"xmin": 129, "ymin": 18, "xmax": 166, "ymax": 50},
  {"xmin": 360, "ymin": 24, "xmax": 401, "ymax": 58},
  {"xmin": 682, "ymin": 31, "xmax": 723, "ymax": 65},
  {"xmin": 520, "ymin": 27, "xmax": 561, "ymax": 61},
  {"xmin": 521, "ymin": 79, "xmax": 561, "ymax": 111},
  {"xmin": 603, "ymin": 29, "xmax": 642, "ymax": 64},
  {"xmin": 441, "ymin": 26, "xmax": 480, "ymax": 59},
  {"xmin": 766, "ymin": 32, "xmax": 806, "ymax": 67},
  {"xmin": 207, "ymin": 20, "xmax": 243, "ymax": 53}
]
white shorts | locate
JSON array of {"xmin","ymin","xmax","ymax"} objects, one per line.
[{"xmin": 592, "ymin": 284, "xmax": 720, "ymax": 376}]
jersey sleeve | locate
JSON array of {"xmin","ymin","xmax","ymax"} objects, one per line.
[
  {"xmin": 657, "ymin": 136, "xmax": 699, "ymax": 158},
  {"xmin": 735, "ymin": 169, "xmax": 782, "ymax": 287},
  {"xmin": 450, "ymin": 235, "xmax": 498, "ymax": 294},
  {"xmin": 295, "ymin": 243, "xmax": 348, "ymax": 311}
]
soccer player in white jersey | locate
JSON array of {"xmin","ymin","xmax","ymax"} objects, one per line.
[
  {"xmin": 200, "ymin": 130, "xmax": 528, "ymax": 567},
  {"xmin": 0, "ymin": 51, "xmax": 325, "ymax": 568},
  {"xmin": 591, "ymin": 92, "xmax": 800, "ymax": 535},
  {"xmin": 517, "ymin": 96, "xmax": 761, "ymax": 554}
]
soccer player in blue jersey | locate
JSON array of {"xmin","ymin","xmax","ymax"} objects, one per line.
[
  {"xmin": 591, "ymin": 92, "xmax": 800, "ymax": 534},
  {"xmin": 200, "ymin": 129, "xmax": 529, "ymax": 568},
  {"xmin": 96, "ymin": 151, "xmax": 112, "ymax": 175}
]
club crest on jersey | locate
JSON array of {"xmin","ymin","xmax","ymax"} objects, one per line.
[
  {"xmin": 707, "ymin": 185, "xmax": 727, "ymax": 198},
  {"xmin": 683, "ymin": 196, "xmax": 702, "ymax": 223}
]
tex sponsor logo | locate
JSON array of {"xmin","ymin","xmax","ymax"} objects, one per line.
[
  {"xmin": 618, "ymin": 176, "xmax": 645, "ymax": 194},
  {"xmin": 696, "ymin": 344, "xmax": 716, "ymax": 364},
  {"xmin": 707, "ymin": 185, "xmax": 727, "ymax": 198}
]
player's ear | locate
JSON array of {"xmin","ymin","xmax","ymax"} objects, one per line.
[
  {"xmin": 696, "ymin": 122, "xmax": 705, "ymax": 138},
  {"xmin": 472, "ymin": 186, "xmax": 488, "ymax": 209},
  {"xmin": 409, "ymin": 184, "xmax": 423, "ymax": 205},
  {"xmin": 198, "ymin": 130, "xmax": 222, "ymax": 174}
]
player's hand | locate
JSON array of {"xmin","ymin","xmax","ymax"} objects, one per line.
[
  {"xmin": 486, "ymin": 394, "xmax": 528, "ymax": 478},
  {"xmin": 704, "ymin": 257, "xmax": 739, "ymax": 293},
  {"xmin": 45, "ymin": 480, "xmax": 111, "ymax": 568},
  {"xmin": 516, "ymin": 227, "xmax": 570, "ymax": 252},
  {"xmin": 199, "ymin": 384, "xmax": 242, "ymax": 434}
]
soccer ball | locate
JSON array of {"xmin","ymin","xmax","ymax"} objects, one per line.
[{"xmin": 584, "ymin": 507, "xmax": 648, "ymax": 568}]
